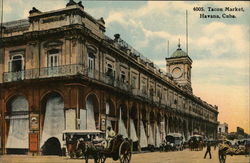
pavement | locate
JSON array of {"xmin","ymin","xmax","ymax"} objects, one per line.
[{"xmin": 0, "ymin": 148, "xmax": 249, "ymax": 163}]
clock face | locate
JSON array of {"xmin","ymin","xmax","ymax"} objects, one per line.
[{"xmin": 172, "ymin": 67, "xmax": 182, "ymax": 78}]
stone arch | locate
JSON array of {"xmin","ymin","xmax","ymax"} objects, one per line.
[
  {"xmin": 149, "ymin": 110, "xmax": 155, "ymax": 123},
  {"xmin": 118, "ymin": 104, "xmax": 128, "ymax": 137},
  {"xmin": 201, "ymin": 122, "xmax": 205, "ymax": 136},
  {"xmin": 84, "ymin": 92, "xmax": 100, "ymax": 108},
  {"xmin": 156, "ymin": 112, "xmax": 163, "ymax": 147},
  {"xmin": 139, "ymin": 105, "xmax": 148, "ymax": 148},
  {"xmin": 148, "ymin": 110, "xmax": 155, "ymax": 146},
  {"xmin": 130, "ymin": 104, "xmax": 139, "ymax": 136},
  {"xmin": 40, "ymin": 91, "xmax": 64, "ymax": 130},
  {"xmin": 5, "ymin": 95, "xmax": 29, "ymax": 154},
  {"xmin": 106, "ymin": 99, "xmax": 116, "ymax": 117},
  {"xmin": 141, "ymin": 106, "xmax": 147, "ymax": 122},
  {"xmin": 40, "ymin": 90, "xmax": 64, "ymax": 103},
  {"xmin": 183, "ymin": 120, "xmax": 188, "ymax": 140},
  {"xmin": 105, "ymin": 99, "xmax": 116, "ymax": 131},
  {"xmin": 173, "ymin": 116, "xmax": 179, "ymax": 133},
  {"xmin": 178, "ymin": 118, "xmax": 183, "ymax": 134},
  {"xmin": 81, "ymin": 93, "xmax": 100, "ymax": 130},
  {"xmin": 130, "ymin": 103, "xmax": 139, "ymax": 150},
  {"xmin": 168, "ymin": 116, "xmax": 173, "ymax": 133},
  {"xmin": 188, "ymin": 119, "xmax": 193, "ymax": 136},
  {"xmin": 40, "ymin": 92, "xmax": 64, "ymax": 155}
]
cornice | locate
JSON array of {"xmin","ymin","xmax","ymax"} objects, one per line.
[{"xmin": 0, "ymin": 24, "xmax": 90, "ymax": 47}]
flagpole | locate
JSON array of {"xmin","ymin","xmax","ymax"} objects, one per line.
[
  {"xmin": 186, "ymin": 10, "xmax": 188, "ymax": 55},
  {"xmin": 167, "ymin": 40, "xmax": 169, "ymax": 58},
  {"xmin": 0, "ymin": 0, "xmax": 3, "ymax": 38},
  {"xmin": 0, "ymin": 0, "xmax": 3, "ymax": 155}
]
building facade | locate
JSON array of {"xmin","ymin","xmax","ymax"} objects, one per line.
[
  {"xmin": 218, "ymin": 123, "xmax": 228, "ymax": 139},
  {"xmin": 0, "ymin": 1, "xmax": 219, "ymax": 155}
]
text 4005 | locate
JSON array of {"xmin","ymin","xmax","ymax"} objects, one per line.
[{"xmin": 193, "ymin": 7, "xmax": 205, "ymax": 12}]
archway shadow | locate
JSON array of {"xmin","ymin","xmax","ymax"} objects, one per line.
[{"xmin": 41, "ymin": 137, "xmax": 62, "ymax": 156}]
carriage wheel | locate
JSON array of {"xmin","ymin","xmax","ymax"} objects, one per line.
[
  {"xmin": 119, "ymin": 141, "xmax": 132, "ymax": 163},
  {"xmin": 94, "ymin": 153, "xmax": 106, "ymax": 163},
  {"xmin": 97, "ymin": 154, "xmax": 106, "ymax": 163}
]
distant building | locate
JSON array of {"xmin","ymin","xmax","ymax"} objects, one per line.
[
  {"xmin": 0, "ymin": 0, "xmax": 219, "ymax": 155},
  {"xmin": 236, "ymin": 127, "xmax": 245, "ymax": 135},
  {"xmin": 218, "ymin": 122, "xmax": 228, "ymax": 135}
]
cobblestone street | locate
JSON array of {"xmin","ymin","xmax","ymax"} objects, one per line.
[{"xmin": 0, "ymin": 149, "xmax": 249, "ymax": 163}]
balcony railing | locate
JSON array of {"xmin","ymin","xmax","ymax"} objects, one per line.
[
  {"xmin": 3, "ymin": 64, "xmax": 133, "ymax": 92},
  {"xmin": 3, "ymin": 64, "xmax": 85, "ymax": 82},
  {"xmin": 3, "ymin": 64, "xmax": 211, "ymax": 121},
  {"xmin": 86, "ymin": 68, "xmax": 132, "ymax": 92}
]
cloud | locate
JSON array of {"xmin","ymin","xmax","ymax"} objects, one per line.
[
  {"xmin": 193, "ymin": 58, "xmax": 248, "ymax": 69},
  {"xmin": 3, "ymin": 0, "xmax": 66, "ymax": 21}
]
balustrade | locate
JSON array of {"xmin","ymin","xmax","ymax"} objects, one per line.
[
  {"xmin": 3, "ymin": 64, "xmax": 85, "ymax": 82},
  {"xmin": 3, "ymin": 64, "xmax": 182, "ymax": 113}
]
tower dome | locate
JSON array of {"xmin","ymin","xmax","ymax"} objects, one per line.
[{"xmin": 170, "ymin": 40, "xmax": 188, "ymax": 58}]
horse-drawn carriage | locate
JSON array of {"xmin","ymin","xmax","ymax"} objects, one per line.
[
  {"xmin": 188, "ymin": 135, "xmax": 204, "ymax": 151},
  {"xmin": 160, "ymin": 133, "xmax": 184, "ymax": 152},
  {"xmin": 62, "ymin": 130, "xmax": 132, "ymax": 163},
  {"xmin": 218, "ymin": 140, "xmax": 249, "ymax": 163}
]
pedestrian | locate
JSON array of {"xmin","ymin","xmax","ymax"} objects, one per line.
[
  {"xmin": 214, "ymin": 142, "xmax": 217, "ymax": 150},
  {"xmin": 204, "ymin": 142, "xmax": 212, "ymax": 159}
]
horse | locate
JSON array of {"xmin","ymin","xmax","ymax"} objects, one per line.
[
  {"xmin": 79, "ymin": 141, "xmax": 101, "ymax": 163},
  {"xmin": 65, "ymin": 136, "xmax": 83, "ymax": 158}
]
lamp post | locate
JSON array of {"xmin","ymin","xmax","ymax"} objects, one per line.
[
  {"xmin": 0, "ymin": 0, "xmax": 3, "ymax": 155},
  {"xmin": 0, "ymin": 0, "xmax": 3, "ymax": 38}
]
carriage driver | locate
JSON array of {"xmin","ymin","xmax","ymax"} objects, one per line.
[
  {"xmin": 105, "ymin": 126, "xmax": 116, "ymax": 148},
  {"xmin": 107, "ymin": 126, "xmax": 116, "ymax": 138}
]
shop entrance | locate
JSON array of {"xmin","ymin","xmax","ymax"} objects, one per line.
[{"xmin": 41, "ymin": 137, "xmax": 62, "ymax": 155}]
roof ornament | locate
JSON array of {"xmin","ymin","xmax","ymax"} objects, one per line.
[
  {"xmin": 78, "ymin": 1, "xmax": 84, "ymax": 8},
  {"xmin": 177, "ymin": 38, "xmax": 182, "ymax": 50},
  {"xmin": 114, "ymin": 34, "xmax": 120, "ymax": 42},
  {"xmin": 29, "ymin": 7, "xmax": 42, "ymax": 15},
  {"xmin": 66, "ymin": 0, "xmax": 77, "ymax": 7}
]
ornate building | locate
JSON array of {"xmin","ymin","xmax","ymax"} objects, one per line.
[{"xmin": 0, "ymin": 1, "xmax": 219, "ymax": 155}]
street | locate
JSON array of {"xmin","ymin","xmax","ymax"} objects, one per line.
[{"xmin": 0, "ymin": 149, "xmax": 249, "ymax": 163}]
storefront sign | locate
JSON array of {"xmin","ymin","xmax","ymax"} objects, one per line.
[
  {"xmin": 29, "ymin": 133, "xmax": 38, "ymax": 152},
  {"xmin": 30, "ymin": 113, "xmax": 39, "ymax": 131},
  {"xmin": 101, "ymin": 114, "xmax": 106, "ymax": 131}
]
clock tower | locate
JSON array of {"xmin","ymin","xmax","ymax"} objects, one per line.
[{"xmin": 166, "ymin": 41, "xmax": 192, "ymax": 93}]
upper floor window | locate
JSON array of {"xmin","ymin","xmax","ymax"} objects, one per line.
[
  {"xmin": 9, "ymin": 54, "xmax": 24, "ymax": 72},
  {"xmin": 120, "ymin": 71, "xmax": 126, "ymax": 83},
  {"xmin": 106, "ymin": 64, "xmax": 114, "ymax": 78},
  {"xmin": 156, "ymin": 89, "xmax": 161, "ymax": 98},
  {"xmin": 149, "ymin": 88, "xmax": 154, "ymax": 96},
  {"xmin": 48, "ymin": 49, "xmax": 59, "ymax": 68},
  {"xmin": 131, "ymin": 76, "xmax": 137, "ymax": 89},
  {"xmin": 88, "ymin": 52, "xmax": 95, "ymax": 71},
  {"xmin": 141, "ymin": 80, "xmax": 147, "ymax": 94}
]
